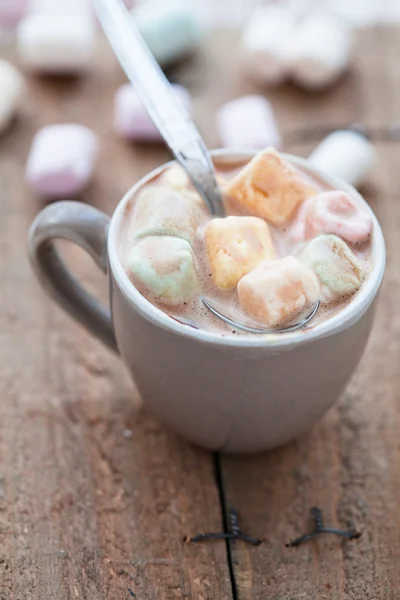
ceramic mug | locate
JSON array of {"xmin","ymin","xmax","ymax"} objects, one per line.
[{"xmin": 28, "ymin": 150, "xmax": 385, "ymax": 454}]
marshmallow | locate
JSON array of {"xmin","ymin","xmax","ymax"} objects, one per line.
[
  {"xmin": 216, "ymin": 96, "xmax": 281, "ymax": 150},
  {"xmin": 114, "ymin": 83, "xmax": 191, "ymax": 142},
  {"xmin": 160, "ymin": 165, "xmax": 206, "ymax": 208},
  {"xmin": 291, "ymin": 190, "xmax": 373, "ymax": 245},
  {"xmin": 225, "ymin": 148, "xmax": 318, "ymax": 226},
  {"xmin": 299, "ymin": 234, "xmax": 366, "ymax": 303},
  {"xmin": 127, "ymin": 236, "xmax": 197, "ymax": 306},
  {"xmin": 26, "ymin": 124, "xmax": 99, "ymax": 198},
  {"xmin": 309, "ymin": 130, "xmax": 376, "ymax": 188},
  {"xmin": 29, "ymin": 0, "xmax": 91, "ymax": 15},
  {"xmin": 238, "ymin": 256, "xmax": 321, "ymax": 328},
  {"xmin": 130, "ymin": 186, "xmax": 204, "ymax": 245},
  {"xmin": 0, "ymin": 61, "xmax": 24, "ymax": 135},
  {"xmin": 287, "ymin": 13, "xmax": 352, "ymax": 90},
  {"xmin": 205, "ymin": 216, "xmax": 275, "ymax": 290},
  {"xmin": 0, "ymin": 0, "xmax": 28, "ymax": 28},
  {"xmin": 161, "ymin": 165, "xmax": 191, "ymax": 192},
  {"xmin": 132, "ymin": 0, "xmax": 203, "ymax": 66},
  {"xmin": 240, "ymin": 6, "xmax": 295, "ymax": 85},
  {"xmin": 17, "ymin": 13, "xmax": 94, "ymax": 73}
]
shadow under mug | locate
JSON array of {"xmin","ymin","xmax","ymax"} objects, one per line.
[{"xmin": 28, "ymin": 150, "xmax": 385, "ymax": 454}]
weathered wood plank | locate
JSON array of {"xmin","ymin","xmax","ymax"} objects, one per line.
[
  {"xmin": 0, "ymin": 42, "xmax": 231, "ymax": 600},
  {"xmin": 219, "ymin": 28, "xmax": 400, "ymax": 600}
]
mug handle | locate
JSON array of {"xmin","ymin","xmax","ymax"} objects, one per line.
[{"xmin": 28, "ymin": 201, "xmax": 118, "ymax": 353}]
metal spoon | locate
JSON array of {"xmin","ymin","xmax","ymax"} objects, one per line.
[
  {"xmin": 94, "ymin": 0, "xmax": 321, "ymax": 335},
  {"xmin": 201, "ymin": 298, "xmax": 321, "ymax": 334},
  {"xmin": 93, "ymin": 0, "xmax": 224, "ymax": 217}
]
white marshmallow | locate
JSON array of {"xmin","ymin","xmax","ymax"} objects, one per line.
[
  {"xmin": 29, "ymin": 0, "xmax": 91, "ymax": 16},
  {"xmin": 216, "ymin": 96, "xmax": 281, "ymax": 150},
  {"xmin": 130, "ymin": 186, "xmax": 204, "ymax": 246},
  {"xmin": 26, "ymin": 124, "xmax": 99, "ymax": 198},
  {"xmin": 287, "ymin": 13, "xmax": 352, "ymax": 89},
  {"xmin": 17, "ymin": 13, "xmax": 95, "ymax": 73},
  {"xmin": 309, "ymin": 129, "xmax": 376, "ymax": 188},
  {"xmin": 240, "ymin": 6, "xmax": 296, "ymax": 85},
  {"xmin": 132, "ymin": 0, "xmax": 203, "ymax": 66},
  {"xmin": 0, "ymin": 60, "xmax": 24, "ymax": 135}
]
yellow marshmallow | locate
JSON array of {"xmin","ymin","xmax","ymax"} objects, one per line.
[
  {"xmin": 238, "ymin": 256, "xmax": 320, "ymax": 327},
  {"xmin": 224, "ymin": 148, "xmax": 318, "ymax": 226},
  {"xmin": 205, "ymin": 215, "xmax": 275, "ymax": 290}
]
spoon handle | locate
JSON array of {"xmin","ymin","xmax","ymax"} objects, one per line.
[{"xmin": 94, "ymin": 0, "xmax": 225, "ymax": 217}]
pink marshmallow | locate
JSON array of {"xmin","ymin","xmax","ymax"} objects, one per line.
[
  {"xmin": 216, "ymin": 95, "xmax": 281, "ymax": 150},
  {"xmin": 114, "ymin": 83, "xmax": 192, "ymax": 142},
  {"xmin": 0, "ymin": 0, "xmax": 29, "ymax": 28},
  {"xmin": 291, "ymin": 190, "xmax": 373, "ymax": 245},
  {"xmin": 26, "ymin": 124, "xmax": 99, "ymax": 198}
]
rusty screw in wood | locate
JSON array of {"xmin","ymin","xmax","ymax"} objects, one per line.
[
  {"xmin": 184, "ymin": 507, "xmax": 262, "ymax": 546},
  {"xmin": 286, "ymin": 507, "xmax": 361, "ymax": 547}
]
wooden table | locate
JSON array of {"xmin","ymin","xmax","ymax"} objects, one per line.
[{"xmin": 1, "ymin": 28, "xmax": 400, "ymax": 599}]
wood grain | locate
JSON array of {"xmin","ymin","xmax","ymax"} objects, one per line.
[
  {"xmin": 1, "ymin": 25, "xmax": 400, "ymax": 600},
  {"xmin": 219, "ymin": 28, "xmax": 400, "ymax": 600},
  {"xmin": 0, "ymin": 42, "xmax": 231, "ymax": 600}
]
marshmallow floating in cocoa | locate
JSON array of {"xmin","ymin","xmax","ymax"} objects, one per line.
[
  {"xmin": 240, "ymin": 6, "xmax": 295, "ymax": 86},
  {"xmin": 0, "ymin": 60, "xmax": 24, "ymax": 135},
  {"xmin": 224, "ymin": 148, "xmax": 318, "ymax": 226},
  {"xmin": 238, "ymin": 256, "xmax": 321, "ymax": 328},
  {"xmin": 127, "ymin": 236, "xmax": 198, "ymax": 306},
  {"xmin": 130, "ymin": 186, "xmax": 204, "ymax": 246},
  {"xmin": 216, "ymin": 96, "xmax": 281, "ymax": 150},
  {"xmin": 205, "ymin": 216, "xmax": 275, "ymax": 290},
  {"xmin": 17, "ymin": 13, "xmax": 95, "ymax": 73},
  {"xmin": 114, "ymin": 83, "xmax": 191, "ymax": 142},
  {"xmin": 132, "ymin": 0, "xmax": 203, "ymax": 66},
  {"xmin": 309, "ymin": 129, "xmax": 376, "ymax": 188},
  {"xmin": 299, "ymin": 234, "xmax": 366, "ymax": 304},
  {"xmin": 26, "ymin": 124, "xmax": 99, "ymax": 198},
  {"xmin": 291, "ymin": 190, "xmax": 373, "ymax": 245}
]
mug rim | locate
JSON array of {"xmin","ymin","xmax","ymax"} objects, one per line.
[{"xmin": 108, "ymin": 149, "xmax": 386, "ymax": 349}]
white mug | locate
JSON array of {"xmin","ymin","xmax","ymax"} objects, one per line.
[{"xmin": 28, "ymin": 150, "xmax": 385, "ymax": 454}]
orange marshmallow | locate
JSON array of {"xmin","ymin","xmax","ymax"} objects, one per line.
[
  {"xmin": 205, "ymin": 215, "xmax": 275, "ymax": 290},
  {"xmin": 224, "ymin": 148, "xmax": 318, "ymax": 226},
  {"xmin": 238, "ymin": 256, "xmax": 320, "ymax": 327}
]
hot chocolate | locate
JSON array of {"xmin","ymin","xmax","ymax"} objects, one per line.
[{"xmin": 118, "ymin": 149, "xmax": 373, "ymax": 336}]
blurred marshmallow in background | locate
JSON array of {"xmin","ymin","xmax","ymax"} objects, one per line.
[
  {"xmin": 17, "ymin": 13, "xmax": 95, "ymax": 73},
  {"xmin": 241, "ymin": 6, "xmax": 296, "ymax": 86},
  {"xmin": 114, "ymin": 83, "xmax": 192, "ymax": 142},
  {"xmin": 17, "ymin": 0, "xmax": 94, "ymax": 73},
  {"xmin": 0, "ymin": 60, "xmax": 25, "ymax": 134},
  {"xmin": 26, "ymin": 124, "xmax": 99, "ymax": 198},
  {"xmin": 0, "ymin": 0, "xmax": 29, "ymax": 29},
  {"xmin": 308, "ymin": 129, "xmax": 376, "ymax": 188},
  {"xmin": 287, "ymin": 13, "xmax": 353, "ymax": 90},
  {"xmin": 132, "ymin": 0, "xmax": 204, "ymax": 65},
  {"xmin": 29, "ymin": 0, "xmax": 91, "ymax": 15},
  {"xmin": 216, "ymin": 95, "xmax": 281, "ymax": 149},
  {"xmin": 241, "ymin": 6, "xmax": 353, "ymax": 91}
]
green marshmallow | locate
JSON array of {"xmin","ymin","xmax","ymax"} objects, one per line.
[
  {"xmin": 299, "ymin": 234, "xmax": 366, "ymax": 303},
  {"xmin": 133, "ymin": 1, "xmax": 203, "ymax": 66},
  {"xmin": 130, "ymin": 186, "xmax": 203, "ymax": 246},
  {"xmin": 127, "ymin": 236, "xmax": 197, "ymax": 306}
]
